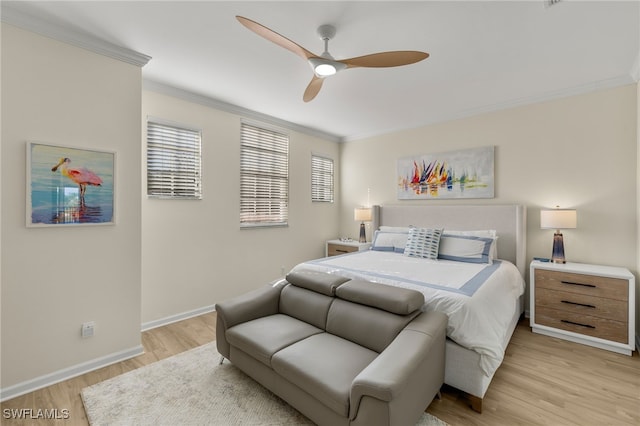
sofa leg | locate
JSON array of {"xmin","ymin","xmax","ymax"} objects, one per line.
[{"xmin": 219, "ymin": 356, "xmax": 225, "ymax": 365}]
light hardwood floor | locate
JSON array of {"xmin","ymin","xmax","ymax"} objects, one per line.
[
  {"xmin": 2, "ymin": 314, "xmax": 216, "ymax": 426},
  {"xmin": 429, "ymin": 320, "xmax": 640, "ymax": 425},
  {"xmin": 2, "ymin": 314, "xmax": 639, "ymax": 425}
]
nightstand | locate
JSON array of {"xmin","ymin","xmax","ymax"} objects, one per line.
[
  {"xmin": 530, "ymin": 260, "xmax": 635, "ymax": 355},
  {"xmin": 326, "ymin": 240, "xmax": 371, "ymax": 257}
]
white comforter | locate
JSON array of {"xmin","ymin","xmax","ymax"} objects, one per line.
[{"xmin": 291, "ymin": 250, "xmax": 525, "ymax": 376}]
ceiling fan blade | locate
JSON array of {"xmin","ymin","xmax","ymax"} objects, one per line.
[
  {"xmin": 342, "ymin": 51, "xmax": 429, "ymax": 69},
  {"xmin": 236, "ymin": 16, "xmax": 316, "ymax": 61},
  {"xmin": 303, "ymin": 75, "xmax": 324, "ymax": 102}
]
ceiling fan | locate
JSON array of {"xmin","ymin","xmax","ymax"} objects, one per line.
[{"xmin": 236, "ymin": 16, "xmax": 429, "ymax": 102}]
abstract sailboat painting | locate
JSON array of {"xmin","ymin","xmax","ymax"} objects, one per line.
[
  {"xmin": 27, "ymin": 142, "xmax": 115, "ymax": 226},
  {"xmin": 397, "ymin": 146, "xmax": 494, "ymax": 199}
]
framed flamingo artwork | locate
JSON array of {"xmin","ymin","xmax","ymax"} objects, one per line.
[{"xmin": 27, "ymin": 142, "xmax": 115, "ymax": 227}]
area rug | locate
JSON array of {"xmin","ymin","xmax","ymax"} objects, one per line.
[{"xmin": 82, "ymin": 342, "xmax": 448, "ymax": 426}]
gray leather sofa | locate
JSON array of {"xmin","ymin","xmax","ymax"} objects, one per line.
[{"xmin": 215, "ymin": 269, "xmax": 447, "ymax": 426}]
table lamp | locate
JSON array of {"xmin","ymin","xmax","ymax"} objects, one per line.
[
  {"xmin": 354, "ymin": 207, "xmax": 372, "ymax": 243},
  {"xmin": 540, "ymin": 207, "xmax": 577, "ymax": 263}
]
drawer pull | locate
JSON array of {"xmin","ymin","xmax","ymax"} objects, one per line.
[
  {"xmin": 561, "ymin": 300, "xmax": 596, "ymax": 309},
  {"xmin": 561, "ymin": 280, "xmax": 596, "ymax": 288},
  {"xmin": 561, "ymin": 319, "xmax": 595, "ymax": 329},
  {"xmin": 335, "ymin": 249, "xmax": 349, "ymax": 253}
]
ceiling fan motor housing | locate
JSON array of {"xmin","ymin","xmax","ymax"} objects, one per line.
[{"xmin": 317, "ymin": 24, "xmax": 336, "ymax": 41}]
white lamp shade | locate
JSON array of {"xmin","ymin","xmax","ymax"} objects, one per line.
[
  {"xmin": 540, "ymin": 209, "xmax": 577, "ymax": 229},
  {"xmin": 354, "ymin": 207, "xmax": 372, "ymax": 222}
]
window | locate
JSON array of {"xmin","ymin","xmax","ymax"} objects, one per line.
[
  {"xmin": 311, "ymin": 155, "xmax": 334, "ymax": 202},
  {"xmin": 147, "ymin": 120, "xmax": 202, "ymax": 199},
  {"xmin": 240, "ymin": 122, "xmax": 289, "ymax": 227}
]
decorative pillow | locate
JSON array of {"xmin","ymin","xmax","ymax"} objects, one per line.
[
  {"xmin": 438, "ymin": 234, "xmax": 494, "ymax": 264},
  {"xmin": 443, "ymin": 229, "xmax": 498, "ymax": 260},
  {"xmin": 371, "ymin": 229, "xmax": 410, "ymax": 253},
  {"xmin": 403, "ymin": 228, "xmax": 442, "ymax": 259}
]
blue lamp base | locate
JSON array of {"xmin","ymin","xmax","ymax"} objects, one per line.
[
  {"xmin": 551, "ymin": 231, "xmax": 566, "ymax": 263},
  {"xmin": 359, "ymin": 222, "xmax": 366, "ymax": 243}
]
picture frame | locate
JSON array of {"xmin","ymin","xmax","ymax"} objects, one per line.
[
  {"xmin": 27, "ymin": 142, "xmax": 116, "ymax": 227},
  {"xmin": 397, "ymin": 146, "xmax": 494, "ymax": 200}
]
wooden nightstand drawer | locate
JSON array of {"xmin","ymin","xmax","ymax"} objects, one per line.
[
  {"xmin": 530, "ymin": 261, "xmax": 635, "ymax": 355},
  {"xmin": 328, "ymin": 243, "xmax": 358, "ymax": 256},
  {"xmin": 325, "ymin": 240, "xmax": 371, "ymax": 257},
  {"xmin": 535, "ymin": 306, "xmax": 628, "ymax": 343},
  {"xmin": 534, "ymin": 269, "xmax": 628, "ymax": 301},
  {"xmin": 535, "ymin": 287, "xmax": 628, "ymax": 322}
]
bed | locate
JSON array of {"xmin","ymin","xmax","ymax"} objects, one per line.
[{"xmin": 290, "ymin": 204, "xmax": 527, "ymax": 412}]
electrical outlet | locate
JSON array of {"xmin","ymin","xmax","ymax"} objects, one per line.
[{"xmin": 81, "ymin": 321, "xmax": 95, "ymax": 338}]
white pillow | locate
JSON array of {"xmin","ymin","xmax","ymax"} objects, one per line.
[
  {"xmin": 379, "ymin": 226, "xmax": 412, "ymax": 233},
  {"xmin": 438, "ymin": 234, "xmax": 494, "ymax": 264},
  {"xmin": 443, "ymin": 229, "xmax": 498, "ymax": 260},
  {"xmin": 403, "ymin": 228, "xmax": 442, "ymax": 260},
  {"xmin": 371, "ymin": 230, "xmax": 409, "ymax": 253}
]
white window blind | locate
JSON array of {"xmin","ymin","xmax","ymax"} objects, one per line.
[
  {"xmin": 240, "ymin": 122, "xmax": 289, "ymax": 227},
  {"xmin": 147, "ymin": 120, "xmax": 202, "ymax": 199},
  {"xmin": 311, "ymin": 155, "xmax": 334, "ymax": 203}
]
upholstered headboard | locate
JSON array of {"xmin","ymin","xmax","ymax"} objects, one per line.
[{"xmin": 373, "ymin": 204, "xmax": 527, "ymax": 277}]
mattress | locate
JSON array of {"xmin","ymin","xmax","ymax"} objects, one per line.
[{"xmin": 291, "ymin": 250, "xmax": 525, "ymax": 376}]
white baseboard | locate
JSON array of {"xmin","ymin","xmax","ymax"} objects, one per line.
[
  {"xmin": 1, "ymin": 305, "xmax": 217, "ymax": 402},
  {"xmin": 141, "ymin": 304, "xmax": 216, "ymax": 332},
  {"xmin": 0, "ymin": 345, "xmax": 143, "ymax": 402}
]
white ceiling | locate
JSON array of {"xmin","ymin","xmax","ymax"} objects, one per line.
[{"xmin": 4, "ymin": 1, "xmax": 639, "ymax": 141}]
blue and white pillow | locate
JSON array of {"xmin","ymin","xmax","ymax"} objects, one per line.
[
  {"xmin": 443, "ymin": 230, "xmax": 497, "ymax": 259},
  {"xmin": 403, "ymin": 228, "xmax": 442, "ymax": 259},
  {"xmin": 438, "ymin": 234, "xmax": 494, "ymax": 264},
  {"xmin": 371, "ymin": 228, "xmax": 410, "ymax": 253}
]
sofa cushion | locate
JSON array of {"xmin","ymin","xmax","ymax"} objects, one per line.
[
  {"xmin": 285, "ymin": 269, "xmax": 350, "ymax": 296},
  {"xmin": 326, "ymin": 299, "xmax": 420, "ymax": 353},
  {"xmin": 271, "ymin": 332, "xmax": 378, "ymax": 417},
  {"xmin": 279, "ymin": 284, "xmax": 334, "ymax": 330},
  {"xmin": 336, "ymin": 280, "xmax": 424, "ymax": 315},
  {"xmin": 226, "ymin": 314, "xmax": 322, "ymax": 367}
]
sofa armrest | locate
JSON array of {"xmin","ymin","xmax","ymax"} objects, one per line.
[
  {"xmin": 349, "ymin": 311, "xmax": 447, "ymax": 420},
  {"xmin": 215, "ymin": 284, "xmax": 284, "ymax": 358}
]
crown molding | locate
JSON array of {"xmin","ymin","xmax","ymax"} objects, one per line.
[
  {"xmin": 1, "ymin": 3, "xmax": 151, "ymax": 67},
  {"xmin": 143, "ymin": 79, "xmax": 342, "ymax": 143}
]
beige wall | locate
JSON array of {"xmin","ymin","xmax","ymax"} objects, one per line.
[
  {"xmin": 141, "ymin": 90, "xmax": 341, "ymax": 324},
  {"xmin": 1, "ymin": 25, "xmax": 143, "ymax": 390},
  {"xmin": 340, "ymin": 85, "xmax": 638, "ymax": 327}
]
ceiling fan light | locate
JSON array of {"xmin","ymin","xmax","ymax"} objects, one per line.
[{"xmin": 314, "ymin": 63, "xmax": 337, "ymax": 76}]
